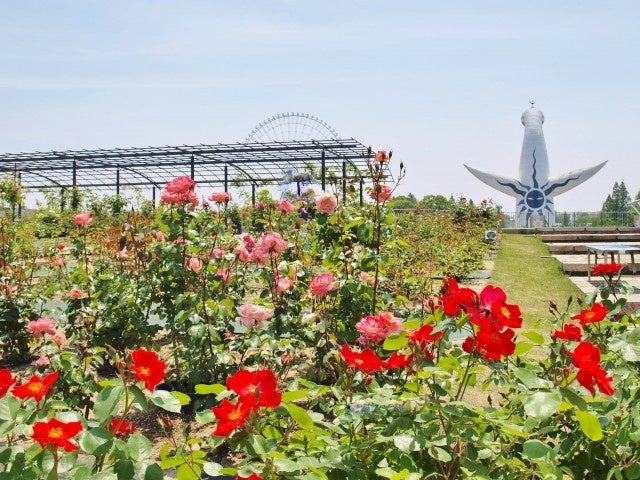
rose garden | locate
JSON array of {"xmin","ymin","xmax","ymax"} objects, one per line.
[{"xmin": 0, "ymin": 152, "xmax": 639, "ymax": 480}]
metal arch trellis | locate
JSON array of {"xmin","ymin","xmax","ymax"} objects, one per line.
[{"xmin": 0, "ymin": 139, "xmax": 377, "ymax": 205}]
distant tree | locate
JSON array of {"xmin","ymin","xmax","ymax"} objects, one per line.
[
  {"xmin": 418, "ymin": 194, "xmax": 455, "ymax": 211},
  {"xmin": 601, "ymin": 181, "xmax": 632, "ymax": 225},
  {"xmin": 388, "ymin": 193, "xmax": 418, "ymax": 210}
]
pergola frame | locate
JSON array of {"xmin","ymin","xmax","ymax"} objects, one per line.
[{"xmin": 0, "ymin": 139, "xmax": 375, "ymax": 206}]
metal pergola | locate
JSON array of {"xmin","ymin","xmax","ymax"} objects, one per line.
[{"xmin": 0, "ymin": 138, "xmax": 376, "ymax": 205}]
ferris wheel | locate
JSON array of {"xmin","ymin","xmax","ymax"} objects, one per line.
[{"xmin": 245, "ymin": 112, "xmax": 340, "ymax": 142}]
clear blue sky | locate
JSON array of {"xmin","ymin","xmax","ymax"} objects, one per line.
[{"xmin": 1, "ymin": 1, "xmax": 638, "ymax": 212}]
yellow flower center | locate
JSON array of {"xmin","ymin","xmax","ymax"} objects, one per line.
[
  {"xmin": 138, "ymin": 367, "xmax": 150, "ymax": 377},
  {"xmin": 500, "ymin": 306, "xmax": 511, "ymax": 318},
  {"xmin": 28, "ymin": 381, "xmax": 44, "ymax": 394},
  {"xmin": 49, "ymin": 427, "xmax": 63, "ymax": 439},
  {"xmin": 228, "ymin": 407, "xmax": 243, "ymax": 421}
]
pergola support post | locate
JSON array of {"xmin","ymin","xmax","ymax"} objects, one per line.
[
  {"xmin": 152, "ymin": 186, "xmax": 156, "ymax": 207},
  {"xmin": 72, "ymin": 160, "xmax": 77, "ymax": 186},
  {"xmin": 321, "ymin": 149, "xmax": 326, "ymax": 191},
  {"xmin": 251, "ymin": 184, "xmax": 256, "ymax": 205},
  {"xmin": 190, "ymin": 154, "xmax": 195, "ymax": 180},
  {"xmin": 116, "ymin": 169, "xmax": 120, "ymax": 196},
  {"xmin": 359, "ymin": 178, "xmax": 364, "ymax": 206},
  {"xmin": 224, "ymin": 165, "xmax": 228, "ymax": 192},
  {"xmin": 342, "ymin": 161, "xmax": 347, "ymax": 203}
]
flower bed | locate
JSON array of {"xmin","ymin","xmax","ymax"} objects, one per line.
[{"xmin": 0, "ymin": 162, "xmax": 638, "ymax": 479}]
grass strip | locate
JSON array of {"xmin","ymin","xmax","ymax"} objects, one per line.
[{"xmin": 491, "ymin": 233, "xmax": 584, "ymax": 328}]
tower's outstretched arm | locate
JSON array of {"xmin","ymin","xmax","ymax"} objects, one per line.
[
  {"xmin": 464, "ymin": 165, "xmax": 526, "ymax": 198},
  {"xmin": 543, "ymin": 161, "xmax": 608, "ymax": 197}
]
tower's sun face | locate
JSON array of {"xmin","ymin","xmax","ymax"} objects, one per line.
[{"xmin": 524, "ymin": 188, "xmax": 545, "ymax": 209}]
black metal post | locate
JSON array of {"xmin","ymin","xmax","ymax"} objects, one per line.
[
  {"xmin": 359, "ymin": 178, "xmax": 364, "ymax": 206},
  {"xmin": 224, "ymin": 165, "xmax": 228, "ymax": 192},
  {"xmin": 116, "ymin": 169, "xmax": 120, "ymax": 195},
  {"xmin": 72, "ymin": 160, "xmax": 77, "ymax": 186},
  {"xmin": 17, "ymin": 172, "xmax": 22, "ymax": 218},
  {"xmin": 190, "ymin": 154, "xmax": 195, "ymax": 180},
  {"xmin": 342, "ymin": 161, "xmax": 347, "ymax": 203},
  {"xmin": 152, "ymin": 186, "xmax": 156, "ymax": 206},
  {"xmin": 321, "ymin": 149, "xmax": 326, "ymax": 191},
  {"xmin": 251, "ymin": 184, "xmax": 256, "ymax": 205}
]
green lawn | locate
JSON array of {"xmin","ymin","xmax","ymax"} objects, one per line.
[{"xmin": 490, "ymin": 233, "xmax": 584, "ymax": 328}]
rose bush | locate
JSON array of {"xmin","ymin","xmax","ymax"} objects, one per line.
[{"xmin": 0, "ymin": 153, "xmax": 638, "ymax": 479}]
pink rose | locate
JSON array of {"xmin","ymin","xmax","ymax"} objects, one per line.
[
  {"xmin": 215, "ymin": 269, "xmax": 230, "ymax": 283},
  {"xmin": 116, "ymin": 248, "xmax": 128, "ymax": 259},
  {"xmin": 69, "ymin": 288, "xmax": 84, "ymax": 299},
  {"xmin": 315, "ymin": 192, "xmax": 338, "ymax": 214},
  {"xmin": 358, "ymin": 271, "xmax": 374, "ymax": 286},
  {"xmin": 259, "ymin": 233, "xmax": 288, "ymax": 255},
  {"xmin": 277, "ymin": 200, "xmax": 295, "ymax": 214},
  {"xmin": 53, "ymin": 256, "xmax": 64, "ymax": 267},
  {"xmin": 208, "ymin": 191, "xmax": 230, "ymax": 204},
  {"xmin": 27, "ymin": 317, "xmax": 57, "ymax": 338},
  {"xmin": 52, "ymin": 334, "xmax": 65, "ymax": 346},
  {"xmin": 375, "ymin": 150, "xmax": 390, "ymax": 163},
  {"xmin": 73, "ymin": 212, "xmax": 93, "ymax": 226},
  {"xmin": 243, "ymin": 234, "xmax": 256, "ymax": 251},
  {"xmin": 187, "ymin": 257, "xmax": 202, "ymax": 272},
  {"xmin": 369, "ymin": 184, "xmax": 393, "ymax": 202},
  {"xmin": 250, "ymin": 249, "xmax": 268, "ymax": 265},
  {"xmin": 309, "ymin": 272, "xmax": 337, "ymax": 299},
  {"xmin": 212, "ymin": 248, "xmax": 226, "ymax": 258},
  {"xmin": 160, "ymin": 176, "xmax": 199, "ymax": 209},
  {"xmin": 234, "ymin": 245, "xmax": 251, "ymax": 263},
  {"xmin": 155, "ymin": 231, "xmax": 166, "ymax": 241},
  {"xmin": 275, "ymin": 276, "xmax": 293, "ymax": 293},
  {"xmin": 236, "ymin": 303, "xmax": 274, "ymax": 329},
  {"xmin": 355, "ymin": 311, "xmax": 401, "ymax": 344},
  {"xmin": 33, "ymin": 355, "xmax": 50, "ymax": 366}
]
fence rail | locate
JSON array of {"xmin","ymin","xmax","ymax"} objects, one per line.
[{"xmin": 500, "ymin": 211, "xmax": 640, "ymax": 228}]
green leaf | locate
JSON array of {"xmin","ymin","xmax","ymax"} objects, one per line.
[
  {"xmin": 609, "ymin": 335, "xmax": 640, "ymax": 362},
  {"xmin": 575, "ymin": 410, "xmax": 603, "ymax": 441},
  {"xmin": 285, "ymin": 402, "xmax": 315, "ymax": 431},
  {"xmin": 512, "ymin": 367, "xmax": 552, "ymax": 389},
  {"xmin": 202, "ymin": 462, "xmax": 227, "ymax": 477},
  {"xmin": 114, "ymin": 459, "xmax": 135, "ymax": 480},
  {"xmin": 127, "ymin": 433, "xmax": 153, "ymax": 462},
  {"xmin": 513, "ymin": 342, "xmax": 534, "ymax": 356},
  {"xmin": 560, "ymin": 387, "xmax": 588, "ymax": 411},
  {"xmin": 522, "ymin": 390, "xmax": 562, "ymax": 419},
  {"xmin": 94, "ymin": 386, "xmax": 125, "ymax": 424},
  {"xmin": 195, "ymin": 409, "xmax": 215, "ymax": 424},
  {"xmin": 149, "ymin": 390, "xmax": 182, "ymax": 413},
  {"xmin": 383, "ymin": 332, "xmax": 408, "ymax": 351},
  {"xmin": 273, "ymin": 458, "xmax": 302, "ymax": 473},
  {"xmin": 394, "ymin": 433, "xmax": 420, "ymax": 452},
  {"xmin": 0, "ymin": 395, "xmax": 21, "ymax": 421},
  {"xmin": 522, "ymin": 331, "xmax": 544, "ymax": 345},
  {"xmin": 194, "ymin": 384, "xmax": 226, "ymax": 395},
  {"xmin": 129, "ymin": 385, "xmax": 148, "ymax": 411},
  {"xmin": 522, "ymin": 439, "xmax": 551, "ymax": 459},
  {"xmin": 282, "ymin": 389, "xmax": 308, "ymax": 402},
  {"xmin": 171, "ymin": 391, "xmax": 191, "ymax": 406},
  {"xmin": 429, "ymin": 446, "xmax": 452, "ymax": 462},
  {"xmin": 79, "ymin": 427, "xmax": 113, "ymax": 455},
  {"xmin": 176, "ymin": 463, "xmax": 201, "ymax": 480}
]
